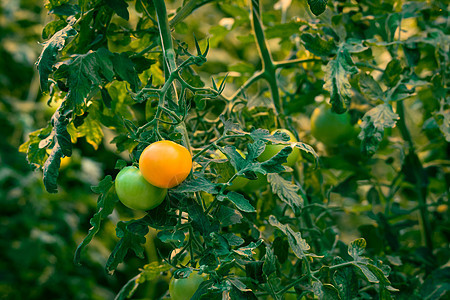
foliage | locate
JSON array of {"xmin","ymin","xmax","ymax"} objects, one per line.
[{"xmin": 1, "ymin": 0, "xmax": 448, "ymax": 299}]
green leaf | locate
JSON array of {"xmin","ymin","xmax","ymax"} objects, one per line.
[
  {"xmin": 358, "ymin": 104, "xmax": 399, "ymax": 156},
  {"xmin": 323, "ymin": 49, "xmax": 358, "ymax": 113},
  {"xmin": 42, "ymin": 20, "xmax": 67, "ymax": 39},
  {"xmin": 382, "ymin": 59, "xmax": 402, "ymax": 87},
  {"xmin": 419, "ymin": 267, "xmax": 450, "ymax": 300},
  {"xmin": 19, "ymin": 126, "xmax": 52, "ymax": 169},
  {"xmin": 222, "ymin": 233, "xmax": 245, "ymax": 247},
  {"xmin": 260, "ymin": 147, "xmax": 290, "ymax": 174},
  {"xmin": 268, "ymin": 215, "xmax": 310, "ymax": 259},
  {"xmin": 216, "ymin": 206, "xmax": 243, "ymax": 226},
  {"xmin": 266, "ymin": 20, "xmax": 308, "ymax": 40},
  {"xmin": 49, "ymin": 3, "xmax": 80, "ymax": 16},
  {"xmin": 435, "ymin": 110, "xmax": 450, "ymax": 142},
  {"xmin": 233, "ymin": 240, "xmax": 263, "ymax": 258},
  {"xmin": 312, "ymin": 281, "xmax": 341, "ymax": 300},
  {"xmin": 218, "ymin": 192, "xmax": 256, "ymax": 213},
  {"xmin": 359, "ymin": 73, "xmax": 384, "ymax": 101},
  {"xmin": 352, "ymin": 262, "xmax": 378, "ymax": 283},
  {"xmin": 74, "ymin": 114, "xmax": 104, "ymax": 150},
  {"xmin": 74, "ymin": 176, "xmax": 118, "ymax": 265},
  {"xmin": 36, "ymin": 17, "xmax": 77, "ymax": 92},
  {"xmin": 174, "ymin": 177, "xmax": 218, "ymax": 194},
  {"xmin": 104, "ymin": 0, "xmax": 129, "ymax": 20},
  {"xmin": 333, "ymin": 258, "xmax": 358, "ymax": 299},
  {"xmin": 307, "ymin": 0, "xmax": 327, "ymax": 16},
  {"xmin": 56, "ymin": 48, "xmax": 140, "ymax": 115},
  {"xmin": 301, "ymin": 33, "xmax": 336, "ymax": 57},
  {"xmin": 106, "ymin": 218, "xmax": 150, "ymax": 273},
  {"xmin": 186, "ymin": 200, "xmax": 216, "ymax": 236},
  {"xmin": 42, "ymin": 110, "xmax": 73, "ymax": 193},
  {"xmin": 263, "ymin": 245, "xmax": 277, "ymax": 277},
  {"xmin": 348, "ymin": 238, "xmax": 366, "ymax": 261},
  {"xmin": 157, "ymin": 230, "xmax": 185, "ymax": 247},
  {"xmin": 267, "ymin": 173, "xmax": 303, "ymax": 210}
]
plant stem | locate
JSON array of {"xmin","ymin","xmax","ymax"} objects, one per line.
[
  {"xmin": 396, "ymin": 100, "xmax": 433, "ymax": 250},
  {"xmin": 152, "ymin": 0, "xmax": 193, "ymax": 152},
  {"xmin": 249, "ymin": 0, "xmax": 283, "ymax": 119}
]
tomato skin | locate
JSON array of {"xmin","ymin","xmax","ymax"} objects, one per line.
[
  {"xmin": 244, "ymin": 173, "xmax": 268, "ymax": 192},
  {"xmin": 139, "ymin": 140, "xmax": 192, "ymax": 189},
  {"xmin": 115, "ymin": 166, "xmax": 167, "ymax": 210},
  {"xmin": 258, "ymin": 129, "xmax": 300, "ymax": 167},
  {"xmin": 310, "ymin": 104, "xmax": 355, "ymax": 146},
  {"xmin": 214, "ymin": 149, "xmax": 249, "ymax": 191},
  {"xmin": 169, "ymin": 272, "xmax": 206, "ymax": 300}
]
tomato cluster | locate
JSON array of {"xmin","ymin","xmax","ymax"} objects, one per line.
[{"xmin": 115, "ymin": 141, "xmax": 192, "ymax": 211}]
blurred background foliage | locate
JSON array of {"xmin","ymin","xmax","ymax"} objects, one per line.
[{"xmin": 1, "ymin": 0, "xmax": 449, "ymax": 299}]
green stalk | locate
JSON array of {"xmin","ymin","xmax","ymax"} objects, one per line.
[
  {"xmin": 249, "ymin": 0, "xmax": 283, "ymax": 118},
  {"xmin": 396, "ymin": 100, "xmax": 433, "ymax": 250},
  {"xmin": 152, "ymin": 0, "xmax": 192, "ymax": 153}
]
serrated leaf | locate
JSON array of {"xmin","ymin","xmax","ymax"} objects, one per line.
[
  {"xmin": 263, "ymin": 245, "xmax": 277, "ymax": 277},
  {"xmin": 233, "ymin": 240, "xmax": 263, "ymax": 258},
  {"xmin": 74, "ymin": 114, "xmax": 103, "ymax": 150},
  {"xmin": 104, "ymin": 0, "xmax": 129, "ymax": 20},
  {"xmin": 106, "ymin": 218, "xmax": 150, "ymax": 273},
  {"xmin": 358, "ymin": 104, "xmax": 399, "ymax": 156},
  {"xmin": 307, "ymin": 0, "xmax": 327, "ymax": 16},
  {"xmin": 269, "ymin": 215, "xmax": 310, "ymax": 259},
  {"xmin": 383, "ymin": 59, "xmax": 402, "ymax": 87},
  {"xmin": 42, "ymin": 110, "xmax": 73, "ymax": 193},
  {"xmin": 74, "ymin": 176, "xmax": 118, "ymax": 265},
  {"xmin": 348, "ymin": 238, "xmax": 366, "ymax": 261},
  {"xmin": 49, "ymin": 3, "xmax": 80, "ymax": 16},
  {"xmin": 267, "ymin": 173, "xmax": 303, "ymax": 210},
  {"xmin": 312, "ymin": 281, "xmax": 341, "ymax": 300},
  {"xmin": 323, "ymin": 49, "xmax": 358, "ymax": 113},
  {"xmin": 174, "ymin": 177, "xmax": 219, "ymax": 194},
  {"xmin": 216, "ymin": 206, "xmax": 243, "ymax": 226},
  {"xmin": 333, "ymin": 258, "xmax": 358, "ymax": 299},
  {"xmin": 218, "ymin": 192, "xmax": 256, "ymax": 213},
  {"xmin": 352, "ymin": 263, "xmax": 378, "ymax": 283},
  {"xmin": 157, "ymin": 230, "xmax": 185, "ymax": 247},
  {"xmin": 57, "ymin": 48, "xmax": 140, "ymax": 115},
  {"xmin": 301, "ymin": 33, "xmax": 336, "ymax": 57},
  {"xmin": 37, "ymin": 18, "xmax": 77, "ymax": 92},
  {"xmin": 260, "ymin": 147, "xmax": 290, "ymax": 174},
  {"xmin": 222, "ymin": 233, "xmax": 245, "ymax": 247},
  {"xmin": 359, "ymin": 73, "xmax": 384, "ymax": 101},
  {"xmin": 186, "ymin": 200, "xmax": 215, "ymax": 236}
]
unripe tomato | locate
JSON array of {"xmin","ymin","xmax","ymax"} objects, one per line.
[
  {"xmin": 244, "ymin": 173, "xmax": 268, "ymax": 192},
  {"xmin": 258, "ymin": 129, "xmax": 300, "ymax": 167},
  {"xmin": 115, "ymin": 166, "xmax": 167, "ymax": 210},
  {"xmin": 213, "ymin": 149, "xmax": 249, "ymax": 191},
  {"xmin": 139, "ymin": 140, "xmax": 192, "ymax": 188},
  {"xmin": 310, "ymin": 104, "xmax": 355, "ymax": 146},
  {"xmin": 169, "ymin": 272, "xmax": 206, "ymax": 300}
]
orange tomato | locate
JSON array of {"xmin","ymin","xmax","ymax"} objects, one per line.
[{"xmin": 139, "ymin": 140, "xmax": 192, "ymax": 188}]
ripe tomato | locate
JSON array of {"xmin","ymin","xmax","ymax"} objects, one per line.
[
  {"xmin": 169, "ymin": 272, "xmax": 206, "ymax": 300},
  {"xmin": 310, "ymin": 103, "xmax": 355, "ymax": 146},
  {"xmin": 115, "ymin": 166, "xmax": 167, "ymax": 210},
  {"xmin": 257, "ymin": 129, "xmax": 301, "ymax": 167},
  {"xmin": 213, "ymin": 149, "xmax": 249, "ymax": 191},
  {"xmin": 139, "ymin": 140, "xmax": 192, "ymax": 189}
]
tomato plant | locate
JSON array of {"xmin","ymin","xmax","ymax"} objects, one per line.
[
  {"xmin": 169, "ymin": 272, "xmax": 206, "ymax": 300},
  {"xmin": 12, "ymin": 0, "xmax": 449, "ymax": 299},
  {"xmin": 115, "ymin": 166, "xmax": 167, "ymax": 211},
  {"xmin": 139, "ymin": 140, "xmax": 192, "ymax": 189},
  {"xmin": 310, "ymin": 103, "xmax": 355, "ymax": 146}
]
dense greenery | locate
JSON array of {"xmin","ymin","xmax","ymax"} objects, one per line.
[{"xmin": 1, "ymin": 0, "xmax": 448, "ymax": 299}]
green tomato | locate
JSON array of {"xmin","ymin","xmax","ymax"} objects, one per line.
[
  {"xmin": 115, "ymin": 166, "xmax": 167, "ymax": 210},
  {"xmin": 257, "ymin": 129, "xmax": 301, "ymax": 167},
  {"xmin": 169, "ymin": 272, "xmax": 206, "ymax": 300},
  {"xmin": 310, "ymin": 103, "xmax": 355, "ymax": 146},
  {"xmin": 244, "ymin": 173, "xmax": 268, "ymax": 192},
  {"xmin": 214, "ymin": 149, "xmax": 249, "ymax": 191}
]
